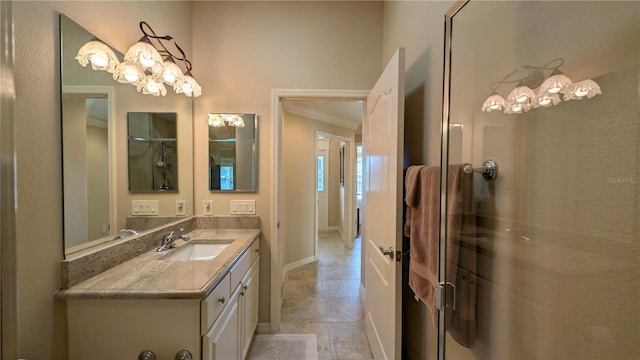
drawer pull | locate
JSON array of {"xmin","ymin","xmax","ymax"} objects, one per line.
[
  {"xmin": 218, "ymin": 297, "xmax": 226, "ymax": 304},
  {"xmin": 175, "ymin": 350, "xmax": 193, "ymax": 360},
  {"xmin": 138, "ymin": 350, "xmax": 157, "ymax": 360}
]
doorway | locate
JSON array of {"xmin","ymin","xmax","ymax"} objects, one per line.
[{"xmin": 270, "ymin": 89, "xmax": 367, "ymax": 332}]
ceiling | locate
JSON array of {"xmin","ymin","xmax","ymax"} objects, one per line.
[{"xmin": 282, "ymin": 99, "xmax": 364, "ymax": 131}]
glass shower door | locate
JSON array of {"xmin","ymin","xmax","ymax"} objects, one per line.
[{"xmin": 440, "ymin": 1, "xmax": 640, "ymax": 359}]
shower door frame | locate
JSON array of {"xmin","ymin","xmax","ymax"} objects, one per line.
[{"xmin": 438, "ymin": 2, "xmax": 470, "ymax": 359}]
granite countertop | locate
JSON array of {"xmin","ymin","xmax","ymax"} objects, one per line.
[{"xmin": 56, "ymin": 229, "xmax": 260, "ymax": 300}]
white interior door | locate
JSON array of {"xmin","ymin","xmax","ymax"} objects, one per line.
[
  {"xmin": 363, "ymin": 48, "xmax": 405, "ymax": 359},
  {"xmin": 317, "ymin": 139, "xmax": 330, "ymax": 231}
]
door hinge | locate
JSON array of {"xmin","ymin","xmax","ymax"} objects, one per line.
[{"xmin": 435, "ymin": 282, "xmax": 456, "ymax": 311}]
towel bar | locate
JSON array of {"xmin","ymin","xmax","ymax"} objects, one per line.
[{"xmin": 463, "ymin": 159, "xmax": 498, "ymax": 180}]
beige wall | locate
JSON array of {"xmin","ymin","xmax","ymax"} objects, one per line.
[
  {"xmin": 328, "ymin": 139, "xmax": 342, "ymax": 229},
  {"xmin": 14, "ymin": 2, "xmax": 192, "ymax": 358},
  {"xmin": 282, "ymin": 111, "xmax": 355, "ymax": 267},
  {"xmin": 191, "ymin": 1, "xmax": 382, "ymax": 324}
]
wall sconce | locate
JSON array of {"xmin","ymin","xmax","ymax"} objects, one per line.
[
  {"xmin": 76, "ymin": 21, "xmax": 201, "ymax": 98},
  {"xmin": 208, "ymin": 114, "xmax": 246, "ymax": 128},
  {"xmin": 481, "ymin": 58, "xmax": 601, "ymax": 114}
]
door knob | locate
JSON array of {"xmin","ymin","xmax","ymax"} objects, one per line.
[{"xmin": 379, "ymin": 246, "xmax": 394, "ymax": 260}]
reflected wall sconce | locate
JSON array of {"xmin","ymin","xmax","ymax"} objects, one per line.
[
  {"xmin": 76, "ymin": 21, "xmax": 201, "ymax": 98},
  {"xmin": 481, "ymin": 58, "xmax": 600, "ymax": 114},
  {"xmin": 208, "ymin": 114, "xmax": 246, "ymax": 128}
]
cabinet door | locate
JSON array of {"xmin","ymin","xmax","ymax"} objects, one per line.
[
  {"xmin": 203, "ymin": 288, "xmax": 240, "ymax": 360},
  {"xmin": 240, "ymin": 261, "xmax": 259, "ymax": 359}
]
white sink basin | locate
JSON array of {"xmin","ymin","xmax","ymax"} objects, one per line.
[{"xmin": 161, "ymin": 240, "xmax": 232, "ymax": 261}]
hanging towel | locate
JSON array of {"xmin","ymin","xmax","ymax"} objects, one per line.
[{"xmin": 404, "ymin": 164, "xmax": 476, "ymax": 348}]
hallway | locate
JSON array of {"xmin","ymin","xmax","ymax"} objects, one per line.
[{"xmin": 279, "ymin": 230, "xmax": 372, "ymax": 359}]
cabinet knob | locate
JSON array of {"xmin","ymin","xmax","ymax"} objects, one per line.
[
  {"xmin": 218, "ymin": 297, "xmax": 226, "ymax": 304},
  {"xmin": 242, "ymin": 284, "xmax": 248, "ymax": 290},
  {"xmin": 255, "ymin": 248, "xmax": 259, "ymax": 254},
  {"xmin": 138, "ymin": 350, "xmax": 157, "ymax": 360},
  {"xmin": 175, "ymin": 350, "xmax": 193, "ymax": 360}
]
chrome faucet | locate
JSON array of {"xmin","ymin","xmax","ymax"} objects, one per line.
[
  {"xmin": 156, "ymin": 228, "xmax": 189, "ymax": 252},
  {"xmin": 112, "ymin": 228, "xmax": 138, "ymax": 240}
]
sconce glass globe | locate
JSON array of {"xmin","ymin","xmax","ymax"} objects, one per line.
[
  {"xmin": 76, "ymin": 39, "xmax": 119, "ymax": 73},
  {"xmin": 124, "ymin": 37, "xmax": 164, "ymax": 77},
  {"xmin": 539, "ymin": 73, "xmax": 572, "ymax": 94},
  {"xmin": 113, "ymin": 63, "xmax": 144, "ymax": 85},
  {"xmin": 562, "ymin": 79, "xmax": 602, "ymax": 100},
  {"xmin": 507, "ymin": 85, "xmax": 536, "ymax": 104},
  {"xmin": 177, "ymin": 72, "xmax": 202, "ymax": 98},
  {"xmin": 162, "ymin": 57, "xmax": 185, "ymax": 88},
  {"xmin": 481, "ymin": 92, "xmax": 506, "ymax": 112},
  {"xmin": 137, "ymin": 76, "xmax": 167, "ymax": 96}
]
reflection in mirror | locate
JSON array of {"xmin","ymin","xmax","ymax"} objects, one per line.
[
  {"xmin": 208, "ymin": 114, "xmax": 257, "ymax": 192},
  {"xmin": 128, "ymin": 112, "xmax": 178, "ymax": 192},
  {"xmin": 61, "ymin": 14, "xmax": 194, "ymax": 257}
]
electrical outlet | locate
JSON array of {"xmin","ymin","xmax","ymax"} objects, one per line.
[
  {"xmin": 203, "ymin": 200, "xmax": 213, "ymax": 216},
  {"xmin": 132, "ymin": 200, "xmax": 159, "ymax": 216},
  {"xmin": 176, "ymin": 199, "xmax": 186, "ymax": 216},
  {"xmin": 230, "ymin": 200, "xmax": 256, "ymax": 215}
]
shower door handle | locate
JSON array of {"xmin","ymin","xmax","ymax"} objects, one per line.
[{"xmin": 379, "ymin": 246, "xmax": 395, "ymax": 260}]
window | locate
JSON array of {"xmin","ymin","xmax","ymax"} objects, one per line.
[
  {"xmin": 356, "ymin": 145, "xmax": 363, "ymax": 203},
  {"xmin": 317, "ymin": 155, "xmax": 325, "ymax": 192}
]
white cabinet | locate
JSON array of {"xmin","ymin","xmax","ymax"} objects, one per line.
[
  {"xmin": 203, "ymin": 240, "xmax": 260, "ymax": 360},
  {"xmin": 203, "ymin": 286, "xmax": 241, "ymax": 360},
  {"xmin": 240, "ymin": 261, "xmax": 259, "ymax": 359}
]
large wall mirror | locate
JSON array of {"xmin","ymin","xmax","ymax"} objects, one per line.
[
  {"xmin": 60, "ymin": 14, "xmax": 194, "ymax": 257},
  {"xmin": 208, "ymin": 113, "xmax": 257, "ymax": 192}
]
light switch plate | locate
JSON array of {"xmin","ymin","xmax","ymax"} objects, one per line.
[
  {"xmin": 203, "ymin": 200, "xmax": 213, "ymax": 216},
  {"xmin": 230, "ymin": 200, "xmax": 256, "ymax": 215},
  {"xmin": 132, "ymin": 200, "xmax": 159, "ymax": 216},
  {"xmin": 176, "ymin": 199, "xmax": 186, "ymax": 216}
]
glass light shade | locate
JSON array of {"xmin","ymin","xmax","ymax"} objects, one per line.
[
  {"xmin": 533, "ymin": 92, "xmax": 561, "ymax": 108},
  {"xmin": 208, "ymin": 114, "xmax": 226, "ymax": 127},
  {"xmin": 162, "ymin": 58, "xmax": 184, "ymax": 88},
  {"xmin": 177, "ymin": 73, "xmax": 202, "ymax": 98},
  {"xmin": 563, "ymin": 79, "xmax": 602, "ymax": 100},
  {"xmin": 124, "ymin": 37, "xmax": 164, "ymax": 76},
  {"xmin": 113, "ymin": 63, "xmax": 144, "ymax": 84},
  {"xmin": 76, "ymin": 39, "xmax": 119, "ymax": 73},
  {"xmin": 507, "ymin": 85, "xmax": 536, "ymax": 104},
  {"xmin": 230, "ymin": 115, "xmax": 246, "ymax": 127},
  {"xmin": 137, "ymin": 76, "xmax": 167, "ymax": 96},
  {"xmin": 539, "ymin": 73, "xmax": 572, "ymax": 94},
  {"xmin": 481, "ymin": 93, "xmax": 506, "ymax": 112},
  {"xmin": 504, "ymin": 100, "xmax": 532, "ymax": 114}
]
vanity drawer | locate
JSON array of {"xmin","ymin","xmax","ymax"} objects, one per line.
[
  {"xmin": 201, "ymin": 272, "xmax": 231, "ymax": 334},
  {"xmin": 230, "ymin": 239, "xmax": 259, "ymax": 287}
]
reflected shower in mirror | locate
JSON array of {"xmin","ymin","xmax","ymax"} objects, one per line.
[
  {"xmin": 128, "ymin": 112, "xmax": 178, "ymax": 192},
  {"xmin": 208, "ymin": 114, "xmax": 257, "ymax": 192}
]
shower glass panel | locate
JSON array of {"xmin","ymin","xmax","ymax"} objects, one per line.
[{"xmin": 441, "ymin": 2, "xmax": 639, "ymax": 359}]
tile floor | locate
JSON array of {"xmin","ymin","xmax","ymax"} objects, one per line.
[{"xmin": 277, "ymin": 230, "xmax": 373, "ymax": 360}]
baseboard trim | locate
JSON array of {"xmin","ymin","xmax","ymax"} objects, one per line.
[
  {"xmin": 256, "ymin": 322, "xmax": 271, "ymax": 334},
  {"xmin": 282, "ymin": 256, "xmax": 316, "ymax": 283}
]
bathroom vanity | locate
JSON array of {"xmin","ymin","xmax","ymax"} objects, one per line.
[{"xmin": 57, "ymin": 227, "xmax": 260, "ymax": 360}]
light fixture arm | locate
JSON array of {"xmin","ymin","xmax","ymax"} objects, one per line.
[{"xmin": 139, "ymin": 21, "xmax": 192, "ymax": 73}]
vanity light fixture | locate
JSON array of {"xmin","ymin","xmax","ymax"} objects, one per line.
[
  {"xmin": 481, "ymin": 58, "xmax": 601, "ymax": 114},
  {"xmin": 76, "ymin": 21, "xmax": 201, "ymax": 98},
  {"xmin": 208, "ymin": 114, "xmax": 246, "ymax": 128}
]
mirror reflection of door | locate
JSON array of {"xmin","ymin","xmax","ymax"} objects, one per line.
[
  {"xmin": 317, "ymin": 138, "xmax": 330, "ymax": 231},
  {"xmin": 62, "ymin": 94, "xmax": 110, "ymax": 247}
]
